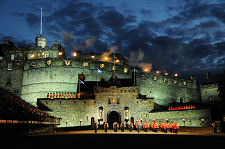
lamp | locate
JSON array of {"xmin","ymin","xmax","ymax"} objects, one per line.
[
  {"xmin": 80, "ymin": 119, "xmax": 82, "ymax": 126},
  {"xmin": 115, "ymin": 59, "xmax": 120, "ymax": 63},
  {"xmin": 58, "ymin": 51, "xmax": 63, "ymax": 56},
  {"xmin": 201, "ymin": 118, "xmax": 204, "ymax": 127},
  {"xmin": 73, "ymin": 52, "xmax": 77, "ymax": 57},
  {"xmin": 182, "ymin": 119, "xmax": 185, "ymax": 127},
  {"xmin": 104, "ymin": 57, "xmax": 108, "ymax": 61},
  {"xmin": 166, "ymin": 118, "xmax": 169, "ymax": 123},
  {"xmin": 174, "ymin": 73, "xmax": 178, "ymax": 77}
]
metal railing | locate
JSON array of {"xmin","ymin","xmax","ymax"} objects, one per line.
[{"xmin": 0, "ymin": 119, "xmax": 60, "ymax": 125}]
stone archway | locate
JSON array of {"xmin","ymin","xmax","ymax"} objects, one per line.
[{"xmin": 107, "ymin": 111, "xmax": 121, "ymax": 128}]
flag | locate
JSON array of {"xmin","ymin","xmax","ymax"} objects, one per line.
[
  {"xmin": 42, "ymin": 8, "xmax": 46, "ymax": 21},
  {"xmin": 42, "ymin": 12, "xmax": 46, "ymax": 21},
  {"xmin": 79, "ymin": 79, "xmax": 84, "ymax": 84},
  {"xmin": 98, "ymin": 69, "xmax": 102, "ymax": 74}
]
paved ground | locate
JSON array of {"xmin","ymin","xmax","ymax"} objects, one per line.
[
  {"xmin": 52, "ymin": 129, "xmax": 224, "ymax": 136},
  {"xmin": 1, "ymin": 129, "xmax": 225, "ymax": 148}
]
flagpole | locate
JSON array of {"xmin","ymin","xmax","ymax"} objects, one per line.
[
  {"xmin": 97, "ymin": 73, "xmax": 98, "ymax": 86},
  {"xmin": 79, "ymin": 79, "xmax": 80, "ymax": 93},
  {"xmin": 40, "ymin": 8, "xmax": 43, "ymax": 36},
  {"xmin": 114, "ymin": 52, "xmax": 115, "ymax": 72},
  {"xmin": 134, "ymin": 67, "xmax": 135, "ymax": 86},
  {"xmin": 113, "ymin": 52, "xmax": 116, "ymax": 79}
]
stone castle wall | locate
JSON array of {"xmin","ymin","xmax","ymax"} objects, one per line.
[
  {"xmin": 21, "ymin": 58, "xmax": 133, "ymax": 106},
  {"xmin": 39, "ymin": 99, "xmax": 96, "ymax": 127},
  {"xmin": 200, "ymin": 84, "xmax": 221, "ymax": 103},
  {"xmin": 38, "ymin": 84, "xmax": 211, "ymax": 128},
  {"xmin": 136, "ymin": 73, "xmax": 201, "ymax": 106},
  {"xmin": 0, "ymin": 60, "xmax": 23, "ymax": 96},
  {"xmin": 39, "ymin": 98, "xmax": 210, "ymax": 127},
  {"xmin": 149, "ymin": 109, "xmax": 211, "ymax": 127},
  {"xmin": 38, "ymin": 85, "xmax": 154, "ymax": 127},
  {"xmin": 0, "ymin": 55, "xmax": 210, "ymax": 128},
  {"xmin": 0, "ymin": 57, "xmax": 201, "ymax": 106}
]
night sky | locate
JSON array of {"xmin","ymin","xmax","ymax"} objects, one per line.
[{"xmin": 0, "ymin": 0, "xmax": 225, "ymax": 83}]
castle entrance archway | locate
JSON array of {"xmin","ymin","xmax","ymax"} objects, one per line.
[{"xmin": 107, "ymin": 111, "xmax": 121, "ymax": 128}]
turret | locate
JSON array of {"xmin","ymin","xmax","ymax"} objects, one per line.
[
  {"xmin": 52, "ymin": 40, "xmax": 60, "ymax": 48},
  {"xmin": 35, "ymin": 8, "xmax": 46, "ymax": 48},
  {"xmin": 35, "ymin": 36, "xmax": 46, "ymax": 48}
]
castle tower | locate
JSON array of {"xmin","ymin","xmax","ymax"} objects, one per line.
[
  {"xmin": 36, "ymin": 8, "xmax": 46, "ymax": 48},
  {"xmin": 36, "ymin": 36, "xmax": 46, "ymax": 48}
]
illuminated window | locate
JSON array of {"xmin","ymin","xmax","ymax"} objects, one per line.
[
  {"xmin": 100, "ymin": 64, "xmax": 105, "ymax": 68},
  {"xmin": 7, "ymin": 63, "xmax": 12, "ymax": 71},
  {"xmin": 163, "ymin": 78, "xmax": 167, "ymax": 83},
  {"xmin": 124, "ymin": 107, "xmax": 129, "ymax": 120},
  {"xmin": 83, "ymin": 62, "xmax": 88, "ymax": 67},
  {"xmin": 65, "ymin": 59, "xmax": 71, "ymax": 66},
  {"xmin": 112, "ymin": 65, "xmax": 116, "ymax": 70},
  {"xmin": 11, "ymin": 54, "xmax": 14, "ymax": 60},
  {"xmin": 31, "ymin": 54, "xmax": 35, "ymax": 58},
  {"xmin": 98, "ymin": 107, "xmax": 103, "ymax": 120},
  {"xmin": 31, "ymin": 62, "xmax": 35, "ymax": 68},
  {"xmin": 153, "ymin": 76, "xmax": 157, "ymax": 81},
  {"xmin": 173, "ymin": 80, "xmax": 177, "ymax": 84},
  {"xmin": 46, "ymin": 60, "xmax": 51, "ymax": 66},
  {"xmin": 183, "ymin": 81, "xmax": 187, "ymax": 86},
  {"xmin": 28, "ymin": 53, "xmax": 35, "ymax": 59},
  {"xmin": 45, "ymin": 53, "xmax": 49, "ymax": 58},
  {"xmin": 124, "ymin": 68, "xmax": 128, "ymax": 73}
]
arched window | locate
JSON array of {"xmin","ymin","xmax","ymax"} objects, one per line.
[
  {"xmin": 98, "ymin": 107, "xmax": 103, "ymax": 120},
  {"xmin": 124, "ymin": 107, "xmax": 129, "ymax": 120}
]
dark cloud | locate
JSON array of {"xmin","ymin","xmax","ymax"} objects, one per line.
[
  {"xmin": 211, "ymin": 4, "xmax": 225, "ymax": 23},
  {"xmin": 1, "ymin": 35, "xmax": 33, "ymax": 46},
  {"xmin": 196, "ymin": 21, "xmax": 219, "ymax": 29},
  {"xmin": 98, "ymin": 9, "xmax": 126, "ymax": 28},
  {"xmin": 25, "ymin": 13, "xmax": 39, "ymax": 28},
  {"xmin": 7, "ymin": 0, "xmax": 225, "ymax": 83},
  {"xmin": 139, "ymin": 9, "xmax": 152, "ymax": 16}
]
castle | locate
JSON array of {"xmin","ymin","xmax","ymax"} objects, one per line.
[{"xmin": 0, "ymin": 34, "xmax": 221, "ymax": 128}]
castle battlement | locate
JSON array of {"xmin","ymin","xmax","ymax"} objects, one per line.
[{"xmin": 0, "ymin": 37, "xmax": 200, "ymax": 108}]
